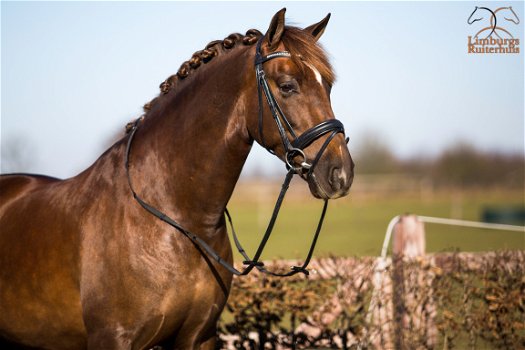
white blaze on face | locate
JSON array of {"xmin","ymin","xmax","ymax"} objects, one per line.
[{"xmin": 304, "ymin": 61, "xmax": 323, "ymax": 87}]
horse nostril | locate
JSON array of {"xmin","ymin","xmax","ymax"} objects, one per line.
[{"xmin": 329, "ymin": 167, "xmax": 344, "ymax": 191}]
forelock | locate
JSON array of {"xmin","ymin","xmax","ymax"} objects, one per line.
[{"xmin": 281, "ymin": 26, "xmax": 335, "ymax": 86}]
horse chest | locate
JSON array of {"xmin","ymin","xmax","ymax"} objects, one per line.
[{"xmin": 134, "ymin": 255, "xmax": 229, "ymax": 346}]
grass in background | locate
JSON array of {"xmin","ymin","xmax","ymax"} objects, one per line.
[{"xmin": 226, "ymin": 179, "xmax": 524, "ymax": 260}]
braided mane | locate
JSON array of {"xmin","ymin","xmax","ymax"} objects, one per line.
[
  {"xmin": 142, "ymin": 29, "xmax": 262, "ymax": 114},
  {"xmin": 139, "ymin": 26, "xmax": 334, "ymax": 121}
]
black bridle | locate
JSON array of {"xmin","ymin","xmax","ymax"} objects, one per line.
[
  {"xmin": 125, "ymin": 36, "xmax": 347, "ymax": 277},
  {"xmin": 254, "ymin": 38, "xmax": 346, "ymax": 176}
]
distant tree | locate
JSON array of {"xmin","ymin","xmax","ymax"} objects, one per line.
[
  {"xmin": 353, "ymin": 131, "xmax": 399, "ymax": 174},
  {"xmin": 432, "ymin": 142, "xmax": 524, "ymax": 188},
  {"xmin": 0, "ymin": 135, "xmax": 37, "ymax": 174}
]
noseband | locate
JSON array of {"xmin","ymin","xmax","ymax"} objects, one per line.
[{"xmin": 125, "ymin": 36, "xmax": 348, "ymax": 277}]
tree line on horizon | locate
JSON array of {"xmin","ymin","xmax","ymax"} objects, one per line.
[{"xmin": 354, "ymin": 137, "xmax": 524, "ymax": 189}]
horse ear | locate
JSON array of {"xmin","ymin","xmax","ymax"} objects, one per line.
[
  {"xmin": 304, "ymin": 13, "xmax": 331, "ymax": 42},
  {"xmin": 266, "ymin": 8, "xmax": 286, "ymax": 50}
]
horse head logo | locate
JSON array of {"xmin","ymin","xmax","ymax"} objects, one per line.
[{"xmin": 468, "ymin": 6, "xmax": 521, "ymax": 39}]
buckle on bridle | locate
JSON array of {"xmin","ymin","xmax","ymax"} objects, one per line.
[
  {"xmin": 290, "ymin": 265, "xmax": 310, "ymax": 276},
  {"xmin": 243, "ymin": 260, "xmax": 265, "ymax": 267},
  {"xmin": 285, "ymin": 148, "xmax": 311, "ymax": 172}
]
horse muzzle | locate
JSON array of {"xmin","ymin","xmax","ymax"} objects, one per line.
[
  {"xmin": 284, "ymin": 119, "xmax": 353, "ymax": 200},
  {"xmin": 306, "ymin": 143, "xmax": 354, "ymax": 200}
]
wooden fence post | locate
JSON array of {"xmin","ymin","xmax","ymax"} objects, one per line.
[
  {"xmin": 367, "ymin": 257, "xmax": 394, "ymax": 349},
  {"xmin": 392, "ymin": 214, "xmax": 437, "ymax": 349},
  {"xmin": 392, "ymin": 214, "xmax": 426, "ymax": 258}
]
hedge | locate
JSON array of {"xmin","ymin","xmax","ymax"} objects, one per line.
[{"xmin": 217, "ymin": 251, "xmax": 525, "ymax": 349}]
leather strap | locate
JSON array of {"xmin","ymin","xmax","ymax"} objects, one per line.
[{"xmin": 291, "ymin": 119, "xmax": 344, "ymax": 150}]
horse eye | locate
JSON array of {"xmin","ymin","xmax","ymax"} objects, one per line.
[{"xmin": 279, "ymin": 81, "xmax": 298, "ymax": 95}]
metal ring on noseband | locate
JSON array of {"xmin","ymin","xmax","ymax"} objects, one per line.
[{"xmin": 285, "ymin": 148, "xmax": 311, "ymax": 172}]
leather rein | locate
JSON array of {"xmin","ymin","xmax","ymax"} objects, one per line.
[{"xmin": 125, "ymin": 36, "xmax": 346, "ymax": 277}]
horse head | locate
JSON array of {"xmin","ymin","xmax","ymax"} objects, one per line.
[
  {"xmin": 246, "ymin": 9, "xmax": 354, "ymax": 199},
  {"xmin": 499, "ymin": 6, "xmax": 520, "ymax": 25},
  {"xmin": 468, "ymin": 6, "xmax": 485, "ymax": 25},
  {"xmin": 468, "ymin": 6, "xmax": 497, "ymax": 38}
]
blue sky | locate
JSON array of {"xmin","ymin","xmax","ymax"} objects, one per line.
[{"xmin": 1, "ymin": 1, "xmax": 524, "ymax": 178}]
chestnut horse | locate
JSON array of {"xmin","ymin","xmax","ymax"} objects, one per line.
[{"xmin": 0, "ymin": 9, "xmax": 353, "ymax": 349}]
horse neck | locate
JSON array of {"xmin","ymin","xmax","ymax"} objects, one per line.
[{"xmin": 129, "ymin": 47, "xmax": 255, "ymax": 231}]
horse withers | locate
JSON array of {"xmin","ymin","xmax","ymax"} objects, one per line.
[{"xmin": 0, "ymin": 9, "xmax": 354, "ymax": 349}]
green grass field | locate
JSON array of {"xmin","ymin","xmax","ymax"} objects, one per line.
[{"xmin": 226, "ymin": 180, "xmax": 524, "ymax": 260}]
